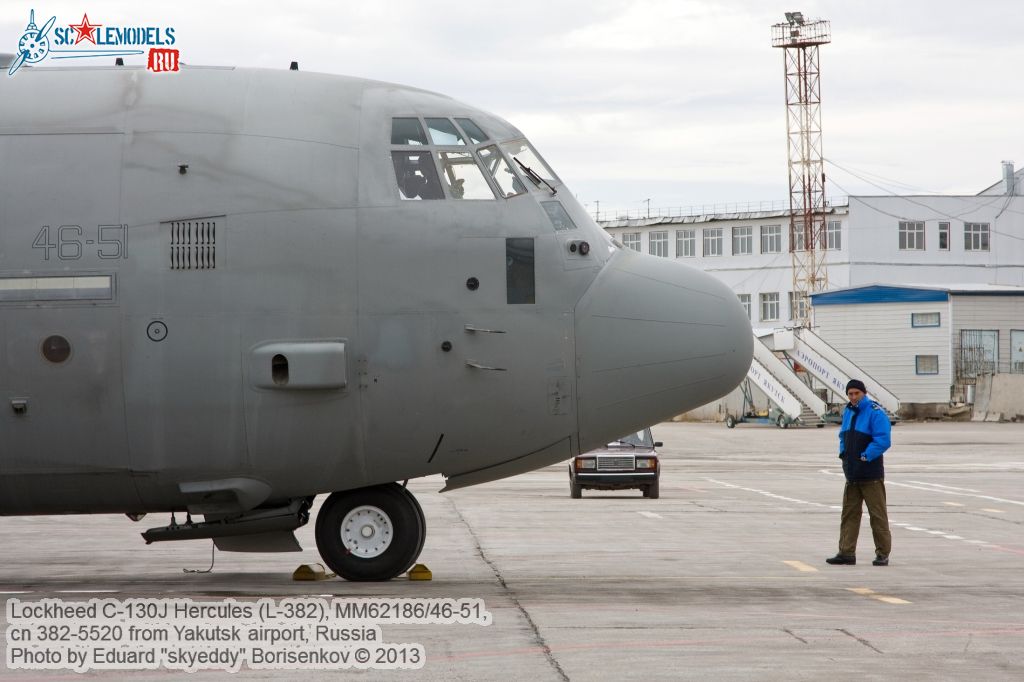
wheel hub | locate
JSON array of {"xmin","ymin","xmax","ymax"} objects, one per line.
[{"xmin": 340, "ymin": 505, "xmax": 393, "ymax": 558}]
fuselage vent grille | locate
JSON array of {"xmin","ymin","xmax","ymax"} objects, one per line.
[{"xmin": 170, "ymin": 219, "xmax": 216, "ymax": 270}]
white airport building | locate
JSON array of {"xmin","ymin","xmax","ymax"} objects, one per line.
[{"xmin": 599, "ymin": 163, "xmax": 1024, "ymax": 417}]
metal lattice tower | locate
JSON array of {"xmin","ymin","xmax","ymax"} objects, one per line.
[{"xmin": 772, "ymin": 12, "xmax": 831, "ymax": 326}]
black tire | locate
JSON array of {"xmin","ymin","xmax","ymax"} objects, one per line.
[
  {"xmin": 725, "ymin": 415, "xmax": 736, "ymax": 429},
  {"xmin": 777, "ymin": 415, "xmax": 788, "ymax": 429},
  {"xmin": 647, "ymin": 481, "xmax": 660, "ymax": 499},
  {"xmin": 315, "ymin": 483, "xmax": 424, "ymax": 581},
  {"xmin": 570, "ymin": 481, "xmax": 582, "ymax": 499},
  {"xmin": 403, "ymin": 485, "xmax": 428, "ymax": 564}
]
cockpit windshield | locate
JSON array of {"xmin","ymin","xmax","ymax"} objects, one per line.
[
  {"xmin": 500, "ymin": 140, "xmax": 559, "ymax": 191},
  {"xmin": 390, "ymin": 118, "xmax": 564, "ymax": 202},
  {"xmin": 478, "ymin": 145, "xmax": 526, "ymax": 198},
  {"xmin": 438, "ymin": 152, "xmax": 496, "ymax": 200}
]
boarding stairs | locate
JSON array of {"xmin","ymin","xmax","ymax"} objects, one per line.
[
  {"xmin": 766, "ymin": 328, "xmax": 901, "ymax": 418},
  {"xmin": 747, "ymin": 336, "xmax": 828, "ymax": 426}
]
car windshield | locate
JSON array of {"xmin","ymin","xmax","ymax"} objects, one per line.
[{"xmin": 610, "ymin": 429, "xmax": 654, "ymax": 448}]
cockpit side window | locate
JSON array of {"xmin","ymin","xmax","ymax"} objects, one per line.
[
  {"xmin": 391, "ymin": 118, "xmax": 429, "ymax": 145},
  {"xmin": 391, "ymin": 151, "xmax": 445, "ymax": 200},
  {"xmin": 500, "ymin": 140, "xmax": 559, "ymax": 189},
  {"xmin": 438, "ymin": 152, "xmax": 496, "ymax": 200},
  {"xmin": 425, "ymin": 118, "xmax": 466, "ymax": 145},
  {"xmin": 540, "ymin": 201, "xmax": 578, "ymax": 232},
  {"xmin": 478, "ymin": 145, "xmax": 525, "ymax": 198},
  {"xmin": 454, "ymin": 118, "xmax": 489, "ymax": 144}
]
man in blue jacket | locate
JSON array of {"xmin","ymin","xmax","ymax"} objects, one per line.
[{"xmin": 827, "ymin": 379, "xmax": 892, "ymax": 566}]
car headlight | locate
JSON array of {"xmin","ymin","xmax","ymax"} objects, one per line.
[
  {"xmin": 635, "ymin": 457, "xmax": 657, "ymax": 470},
  {"xmin": 575, "ymin": 457, "xmax": 596, "ymax": 470}
]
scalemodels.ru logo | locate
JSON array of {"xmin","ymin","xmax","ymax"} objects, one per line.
[{"xmin": 8, "ymin": 8, "xmax": 181, "ymax": 76}]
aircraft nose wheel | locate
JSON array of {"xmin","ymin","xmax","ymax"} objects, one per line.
[{"xmin": 315, "ymin": 483, "xmax": 426, "ymax": 581}]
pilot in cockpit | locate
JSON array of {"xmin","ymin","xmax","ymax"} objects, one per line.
[
  {"xmin": 503, "ymin": 165, "xmax": 527, "ymax": 197},
  {"xmin": 399, "ymin": 160, "xmax": 429, "ymax": 199}
]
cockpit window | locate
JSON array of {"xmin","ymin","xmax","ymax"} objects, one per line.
[
  {"xmin": 425, "ymin": 118, "xmax": 466, "ymax": 145},
  {"xmin": 478, "ymin": 145, "xmax": 525, "ymax": 198},
  {"xmin": 455, "ymin": 118, "xmax": 489, "ymax": 144},
  {"xmin": 391, "ymin": 118, "xmax": 428, "ymax": 146},
  {"xmin": 540, "ymin": 201, "xmax": 577, "ymax": 232},
  {"xmin": 438, "ymin": 152, "xmax": 496, "ymax": 200},
  {"xmin": 391, "ymin": 151, "xmax": 444, "ymax": 200},
  {"xmin": 500, "ymin": 140, "xmax": 559, "ymax": 190}
]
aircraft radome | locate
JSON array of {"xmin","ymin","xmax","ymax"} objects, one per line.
[{"xmin": 0, "ymin": 58, "xmax": 753, "ymax": 580}]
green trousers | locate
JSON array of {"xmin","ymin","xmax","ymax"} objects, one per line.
[{"xmin": 839, "ymin": 479, "xmax": 891, "ymax": 558}]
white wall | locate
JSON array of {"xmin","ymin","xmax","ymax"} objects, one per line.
[
  {"xmin": 847, "ymin": 196, "xmax": 1024, "ymax": 288},
  {"xmin": 812, "ymin": 301, "xmax": 951, "ymax": 404}
]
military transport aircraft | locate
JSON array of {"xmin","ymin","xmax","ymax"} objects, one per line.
[{"xmin": 0, "ymin": 59, "xmax": 753, "ymax": 580}]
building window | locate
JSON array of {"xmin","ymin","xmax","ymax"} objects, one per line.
[
  {"xmin": 622, "ymin": 232, "xmax": 641, "ymax": 251},
  {"xmin": 916, "ymin": 355, "xmax": 939, "ymax": 375},
  {"xmin": 649, "ymin": 231, "xmax": 669, "ymax": 258},
  {"xmin": 732, "ymin": 226, "xmax": 753, "ymax": 255},
  {"xmin": 938, "ymin": 222, "xmax": 950, "ymax": 250},
  {"xmin": 761, "ymin": 225, "xmax": 782, "ymax": 254},
  {"xmin": 789, "ymin": 292, "xmax": 809, "ymax": 321},
  {"xmin": 826, "ymin": 220, "xmax": 842, "ymax": 250},
  {"xmin": 792, "ymin": 222, "xmax": 808, "ymax": 252},
  {"xmin": 760, "ymin": 292, "xmax": 780, "ymax": 322},
  {"xmin": 898, "ymin": 221, "xmax": 925, "ymax": 250},
  {"xmin": 958, "ymin": 330, "xmax": 998, "ymax": 377},
  {"xmin": 703, "ymin": 227, "xmax": 723, "ymax": 256},
  {"xmin": 964, "ymin": 223, "xmax": 990, "ymax": 251},
  {"xmin": 911, "ymin": 312, "xmax": 941, "ymax": 328},
  {"xmin": 676, "ymin": 229, "xmax": 695, "ymax": 257},
  {"xmin": 738, "ymin": 293, "xmax": 751, "ymax": 320}
]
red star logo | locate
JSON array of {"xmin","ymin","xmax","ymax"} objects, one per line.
[{"xmin": 68, "ymin": 13, "xmax": 102, "ymax": 45}]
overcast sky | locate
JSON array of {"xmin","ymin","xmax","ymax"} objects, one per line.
[{"xmin": 3, "ymin": 1, "xmax": 1021, "ymax": 216}]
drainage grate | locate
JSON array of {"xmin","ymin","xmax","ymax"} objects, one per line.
[{"xmin": 170, "ymin": 219, "xmax": 217, "ymax": 270}]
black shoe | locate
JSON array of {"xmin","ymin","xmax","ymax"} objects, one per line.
[
  {"xmin": 872, "ymin": 555, "xmax": 889, "ymax": 566},
  {"xmin": 826, "ymin": 554, "xmax": 856, "ymax": 565}
]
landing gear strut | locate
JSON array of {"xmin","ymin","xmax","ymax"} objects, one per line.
[{"xmin": 315, "ymin": 483, "xmax": 426, "ymax": 581}]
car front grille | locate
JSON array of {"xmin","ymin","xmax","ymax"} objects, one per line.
[{"xmin": 596, "ymin": 456, "xmax": 634, "ymax": 471}]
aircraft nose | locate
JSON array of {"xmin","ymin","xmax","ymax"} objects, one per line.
[{"xmin": 574, "ymin": 249, "xmax": 753, "ymax": 451}]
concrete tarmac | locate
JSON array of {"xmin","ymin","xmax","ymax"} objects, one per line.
[{"xmin": 1, "ymin": 421, "xmax": 1022, "ymax": 680}]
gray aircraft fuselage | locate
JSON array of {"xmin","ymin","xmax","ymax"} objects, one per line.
[{"xmin": 0, "ymin": 64, "xmax": 752, "ymax": 523}]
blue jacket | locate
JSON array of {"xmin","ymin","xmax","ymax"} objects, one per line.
[{"xmin": 838, "ymin": 397, "xmax": 891, "ymax": 481}]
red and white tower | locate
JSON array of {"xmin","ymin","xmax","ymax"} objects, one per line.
[{"xmin": 772, "ymin": 12, "xmax": 831, "ymax": 326}]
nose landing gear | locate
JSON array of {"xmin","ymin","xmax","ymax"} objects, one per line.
[{"xmin": 315, "ymin": 483, "xmax": 426, "ymax": 581}]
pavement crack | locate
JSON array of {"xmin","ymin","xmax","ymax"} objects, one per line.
[
  {"xmin": 445, "ymin": 497, "xmax": 570, "ymax": 682},
  {"xmin": 838, "ymin": 628, "xmax": 883, "ymax": 654},
  {"xmin": 688, "ymin": 501, "xmax": 726, "ymax": 512},
  {"xmin": 783, "ymin": 627, "xmax": 808, "ymax": 644}
]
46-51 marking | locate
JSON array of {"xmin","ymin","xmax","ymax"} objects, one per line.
[{"xmin": 33, "ymin": 224, "xmax": 128, "ymax": 261}]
